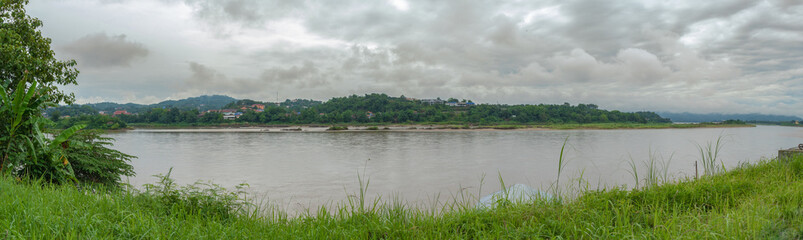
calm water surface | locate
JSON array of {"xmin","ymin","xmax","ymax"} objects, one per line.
[{"xmin": 108, "ymin": 126, "xmax": 803, "ymax": 211}]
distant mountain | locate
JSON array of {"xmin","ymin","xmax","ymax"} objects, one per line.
[
  {"xmin": 49, "ymin": 95, "xmax": 238, "ymax": 115},
  {"xmin": 149, "ymin": 95, "xmax": 237, "ymax": 112},
  {"xmin": 658, "ymin": 112, "xmax": 803, "ymax": 123}
]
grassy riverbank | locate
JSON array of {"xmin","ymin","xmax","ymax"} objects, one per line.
[{"xmin": 1, "ymin": 156, "xmax": 801, "ymax": 238}]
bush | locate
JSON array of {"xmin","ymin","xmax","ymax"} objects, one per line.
[
  {"xmin": 59, "ymin": 130, "xmax": 135, "ymax": 187},
  {"xmin": 139, "ymin": 169, "xmax": 250, "ymax": 220},
  {"xmin": 328, "ymin": 126, "xmax": 348, "ymax": 131},
  {"xmin": 54, "ymin": 114, "xmax": 127, "ymax": 130}
]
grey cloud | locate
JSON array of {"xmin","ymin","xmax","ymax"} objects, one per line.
[
  {"xmin": 188, "ymin": 62, "xmax": 226, "ymax": 85},
  {"xmin": 182, "ymin": 0, "xmax": 303, "ymax": 26},
  {"xmin": 184, "ymin": 61, "xmax": 331, "ymax": 99},
  {"xmin": 185, "ymin": 62, "xmax": 264, "ymax": 95},
  {"xmin": 61, "ymin": 33, "xmax": 148, "ymax": 68},
  {"xmin": 49, "ymin": 0, "xmax": 803, "ymax": 116},
  {"xmin": 259, "ymin": 61, "xmax": 321, "ymax": 87}
]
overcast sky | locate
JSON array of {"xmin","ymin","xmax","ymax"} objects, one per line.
[{"xmin": 27, "ymin": 0, "xmax": 803, "ymax": 116}]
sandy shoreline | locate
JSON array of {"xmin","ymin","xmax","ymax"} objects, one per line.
[
  {"xmin": 129, "ymin": 125, "xmax": 547, "ymax": 133},
  {"xmin": 125, "ymin": 123, "xmax": 757, "ymax": 133}
]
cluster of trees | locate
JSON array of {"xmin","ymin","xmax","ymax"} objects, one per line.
[
  {"xmin": 1, "ymin": 0, "xmax": 133, "ymax": 186},
  {"xmin": 111, "ymin": 94, "xmax": 670, "ymax": 125},
  {"xmin": 118, "ymin": 108, "xmax": 223, "ymax": 124},
  {"xmin": 52, "ymin": 114, "xmax": 127, "ymax": 130}
]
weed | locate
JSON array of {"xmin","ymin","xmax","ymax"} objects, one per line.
[{"xmin": 697, "ymin": 135, "xmax": 726, "ymax": 175}]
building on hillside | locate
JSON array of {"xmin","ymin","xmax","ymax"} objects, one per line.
[
  {"xmin": 421, "ymin": 99, "xmax": 445, "ymax": 105},
  {"xmin": 113, "ymin": 110, "xmax": 131, "ymax": 116},
  {"xmin": 207, "ymin": 109, "xmax": 237, "ymax": 114},
  {"xmin": 223, "ymin": 112, "xmax": 236, "ymax": 120},
  {"xmin": 446, "ymin": 102, "xmax": 474, "ymax": 107},
  {"xmin": 221, "ymin": 111, "xmax": 243, "ymax": 120}
]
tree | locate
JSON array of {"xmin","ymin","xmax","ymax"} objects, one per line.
[
  {"xmin": 49, "ymin": 110, "xmax": 60, "ymax": 122},
  {"xmin": 1, "ymin": 0, "xmax": 79, "ymax": 104},
  {"xmin": 1, "ymin": 1, "xmax": 133, "ymax": 186},
  {"xmin": 62, "ymin": 130, "xmax": 135, "ymax": 186}
]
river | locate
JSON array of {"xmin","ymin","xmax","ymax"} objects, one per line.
[{"xmin": 108, "ymin": 125, "xmax": 803, "ymax": 212}]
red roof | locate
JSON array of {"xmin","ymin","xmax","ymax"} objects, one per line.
[{"xmin": 112, "ymin": 110, "xmax": 130, "ymax": 116}]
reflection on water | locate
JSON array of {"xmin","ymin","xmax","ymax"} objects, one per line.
[{"xmin": 108, "ymin": 125, "xmax": 802, "ymax": 211}]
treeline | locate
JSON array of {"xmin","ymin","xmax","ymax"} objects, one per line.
[
  {"xmin": 109, "ymin": 93, "xmax": 669, "ymax": 125},
  {"xmin": 52, "ymin": 114, "xmax": 127, "ymax": 130},
  {"xmin": 658, "ymin": 112, "xmax": 802, "ymax": 123}
]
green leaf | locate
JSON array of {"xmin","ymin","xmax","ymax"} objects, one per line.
[
  {"xmin": 0, "ymin": 82, "xmax": 10, "ymax": 106},
  {"xmin": 50, "ymin": 124, "xmax": 86, "ymax": 149},
  {"xmin": 23, "ymin": 135, "xmax": 37, "ymax": 161},
  {"xmin": 31, "ymin": 118, "xmax": 47, "ymax": 147}
]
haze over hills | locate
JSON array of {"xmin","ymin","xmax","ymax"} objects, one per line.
[
  {"xmin": 83, "ymin": 95, "xmax": 237, "ymax": 113},
  {"xmin": 658, "ymin": 112, "xmax": 803, "ymax": 123}
]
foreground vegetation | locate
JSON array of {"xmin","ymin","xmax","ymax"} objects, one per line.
[{"xmin": 2, "ymin": 156, "xmax": 801, "ymax": 238}]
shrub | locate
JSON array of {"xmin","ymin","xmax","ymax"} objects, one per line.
[
  {"xmin": 59, "ymin": 130, "xmax": 135, "ymax": 187},
  {"xmin": 54, "ymin": 114, "xmax": 127, "ymax": 130},
  {"xmin": 139, "ymin": 169, "xmax": 251, "ymax": 220},
  {"xmin": 1, "ymin": 80, "xmax": 85, "ymax": 184}
]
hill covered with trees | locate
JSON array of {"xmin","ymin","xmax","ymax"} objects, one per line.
[{"xmin": 108, "ymin": 93, "xmax": 670, "ymax": 125}]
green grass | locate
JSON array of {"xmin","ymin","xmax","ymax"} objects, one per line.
[{"xmin": 1, "ymin": 156, "xmax": 802, "ymax": 238}]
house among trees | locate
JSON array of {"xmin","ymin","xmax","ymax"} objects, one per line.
[
  {"xmin": 112, "ymin": 110, "xmax": 131, "ymax": 116},
  {"xmin": 420, "ymin": 99, "xmax": 445, "ymax": 105},
  {"xmin": 446, "ymin": 102, "xmax": 475, "ymax": 107},
  {"xmin": 205, "ymin": 109, "xmax": 242, "ymax": 120}
]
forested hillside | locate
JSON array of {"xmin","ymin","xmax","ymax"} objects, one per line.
[{"xmin": 110, "ymin": 93, "xmax": 670, "ymax": 125}]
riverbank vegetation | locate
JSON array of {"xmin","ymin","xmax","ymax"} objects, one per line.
[
  {"xmin": 49, "ymin": 93, "xmax": 673, "ymax": 129},
  {"xmin": 2, "ymin": 155, "xmax": 801, "ymax": 238},
  {"xmin": 48, "ymin": 94, "xmax": 762, "ymax": 130}
]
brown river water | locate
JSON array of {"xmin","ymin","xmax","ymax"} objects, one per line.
[{"xmin": 108, "ymin": 125, "xmax": 803, "ymax": 212}]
